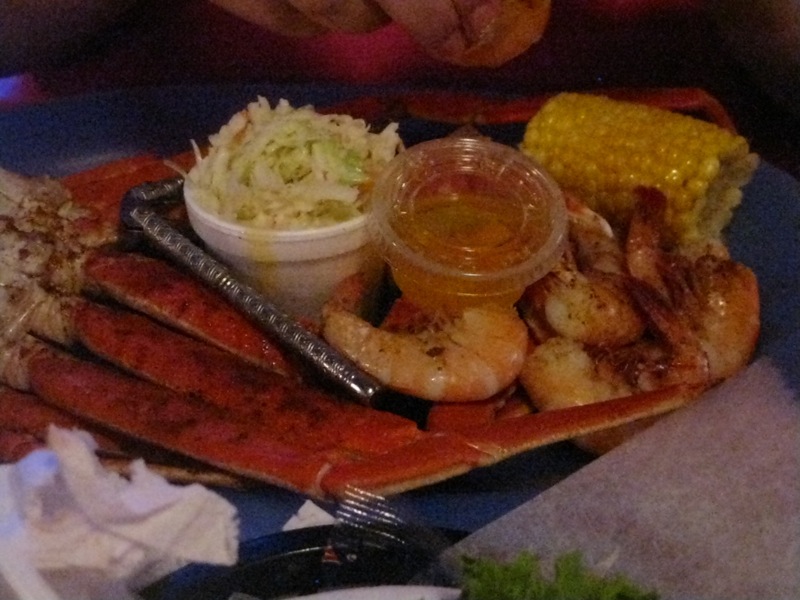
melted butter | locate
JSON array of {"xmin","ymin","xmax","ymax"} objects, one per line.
[
  {"xmin": 411, "ymin": 198, "xmax": 515, "ymax": 250},
  {"xmin": 387, "ymin": 191, "xmax": 551, "ymax": 310}
]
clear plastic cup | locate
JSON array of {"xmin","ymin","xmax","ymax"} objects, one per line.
[
  {"xmin": 184, "ymin": 182, "xmax": 383, "ymax": 322},
  {"xmin": 368, "ymin": 135, "xmax": 567, "ymax": 311}
]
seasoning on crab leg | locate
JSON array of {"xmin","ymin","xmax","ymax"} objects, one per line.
[
  {"xmin": 319, "ymin": 381, "xmax": 703, "ymax": 498},
  {"xmin": 71, "ymin": 300, "xmax": 423, "ymax": 456},
  {"xmin": 24, "ymin": 342, "xmax": 334, "ymax": 495},
  {"xmin": 0, "ymin": 382, "xmax": 244, "ymax": 487},
  {"xmin": 0, "ymin": 384, "xmax": 98, "ymax": 461},
  {"xmin": 82, "ymin": 250, "xmax": 296, "ymax": 376}
]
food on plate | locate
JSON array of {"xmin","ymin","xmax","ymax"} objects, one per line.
[
  {"xmin": 624, "ymin": 188, "xmax": 760, "ymax": 382},
  {"xmin": 0, "ymin": 89, "xmax": 762, "ymax": 496},
  {"xmin": 460, "ymin": 551, "xmax": 658, "ymax": 600},
  {"xmin": 520, "ymin": 92, "xmax": 760, "ymax": 245},
  {"xmin": 183, "ymin": 97, "xmax": 402, "ymax": 230},
  {"xmin": 81, "ymin": 251, "xmax": 296, "ymax": 375},
  {"xmin": 321, "ymin": 275, "xmax": 530, "ymax": 402},
  {"xmin": 521, "ymin": 194, "xmax": 647, "ymax": 348},
  {"xmin": 0, "ymin": 153, "xmax": 690, "ymax": 497},
  {"xmin": 0, "ymin": 166, "xmax": 111, "ymax": 389},
  {"xmin": 320, "ymin": 133, "xmax": 564, "ymax": 403}
]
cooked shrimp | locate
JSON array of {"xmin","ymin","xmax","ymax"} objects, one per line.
[
  {"xmin": 519, "ymin": 277, "xmax": 712, "ymax": 454},
  {"xmin": 521, "ymin": 279, "xmax": 712, "ymax": 412},
  {"xmin": 564, "ymin": 192, "xmax": 626, "ymax": 275},
  {"xmin": 626, "ymin": 187, "xmax": 760, "ymax": 381},
  {"xmin": 520, "ymin": 337, "xmax": 633, "ymax": 410},
  {"xmin": 521, "ymin": 258, "xmax": 647, "ymax": 347},
  {"xmin": 520, "ymin": 187, "xmax": 759, "ymax": 452},
  {"xmin": 519, "ymin": 334, "xmax": 708, "ymax": 455},
  {"xmin": 321, "ymin": 278, "xmax": 529, "ymax": 403},
  {"xmin": 520, "ymin": 194, "xmax": 647, "ymax": 347}
]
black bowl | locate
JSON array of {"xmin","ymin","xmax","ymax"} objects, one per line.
[{"xmin": 142, "ymin": 525, "xmax": 466, "ymax": 600}]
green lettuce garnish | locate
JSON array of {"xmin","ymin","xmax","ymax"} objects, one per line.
[{"xmin": 460, "ymin": 551, "xmax": 659, "ymax": 600}]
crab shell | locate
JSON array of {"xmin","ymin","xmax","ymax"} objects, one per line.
[{"xmin": 0, "ymin": 89, "xmax": 727, "ymax": 500}]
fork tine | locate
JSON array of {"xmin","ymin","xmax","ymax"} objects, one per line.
[
  {"xmin": 335, "ymin": 486, "xmax": 408, "ymax": 547},
  {"xmin": 340, "ymin": 487, "xmax": 405, "ymax": 527},
  {"xmin": 335, "ymin": 486, "xmax": 457, "ymax": 554},
  {"xmin": 324, "ymin": 486, "xmax": 463, "ymax": 587}
]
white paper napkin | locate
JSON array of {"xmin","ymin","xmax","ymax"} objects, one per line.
[
  {"xmin": 0, "ymin": 426, "xmax": 239, "ymax": 600},
  {"xmin": 282, "ymin": 499, "xmax": 335, "ymax": 531}
]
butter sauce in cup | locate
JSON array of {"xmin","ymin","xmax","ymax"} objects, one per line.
[
  {"xmin": 368, "ymin": 135, "xmax": 567, "ymax": 311},
  {"xmin": 183, "ymin": 97, "xmax": 402, "ymax": 321}
]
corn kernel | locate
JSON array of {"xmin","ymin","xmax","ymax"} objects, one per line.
[{"xmin": 520, "ymin": 93, "xmax": 760, "ymax": 244}]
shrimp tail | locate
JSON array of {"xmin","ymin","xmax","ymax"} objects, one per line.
[{"xmin": 627, "ymin": 277, "xmax": 711, "ymax": 390}]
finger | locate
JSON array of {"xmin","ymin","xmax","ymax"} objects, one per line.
[
  {"xmin": 210, "ymin": 0, "xmax": 327, "ymax": 36},
  {"xmin": 374, "ymin": 0, "xmax": 466, "ymax": 51},
  {"xmin": 377, "ymin": 0, "xmax": 551, "ymax": 67},
  {"xmin": 287, "ymin": 0, "xmax": 390, "ymax": 32}
]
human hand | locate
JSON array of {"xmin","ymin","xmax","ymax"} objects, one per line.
[{"xmin": 209, "ymin": 0, "xmax": 552, "ymax": 66}]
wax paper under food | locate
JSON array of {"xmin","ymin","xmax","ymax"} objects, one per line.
[{"xmin": 440, "ymin": 356, "xmax": 800, "ymax": 600}]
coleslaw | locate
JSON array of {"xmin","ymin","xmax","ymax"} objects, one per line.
[{"xmin": 185, "ymin": 97, "xmax": 402, "ymax": 230}]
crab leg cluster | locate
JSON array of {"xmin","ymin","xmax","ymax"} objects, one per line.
[{"xmin": 0, "ymin": 152, "xmax": 707, "ymax": 499}]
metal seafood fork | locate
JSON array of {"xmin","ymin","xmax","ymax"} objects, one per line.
[
  {"xmin": 120, "ymin": 177, "xmax": 389, "ymax": 407},
  {"xmin": 324, "ymin": 486, "xmax": 464, "ymax": 587}
]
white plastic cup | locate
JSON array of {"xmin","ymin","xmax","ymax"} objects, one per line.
[{"xmin": 184, "ymin": 183, "xmax": 384, "ymax": 322}]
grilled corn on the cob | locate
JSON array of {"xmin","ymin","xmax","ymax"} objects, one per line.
[{"xmin": 520, "ymin": 92, "xmax": 759, "ymax": 244}]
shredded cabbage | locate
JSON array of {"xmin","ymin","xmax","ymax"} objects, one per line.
[
  {"xmin": 461, "ymin": 552, "xmax": 660, "ymax": 600},
  {"xmin": 186, "ymin": 97, "xmax": 402, "ymax": 230}
]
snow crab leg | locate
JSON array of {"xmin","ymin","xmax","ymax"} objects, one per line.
[
  {"xmin": 0, "ymin": 382, "xmax": 244, "ymax": 487},
  {"xmin": 323, "ymin": 87, "xmax": 738, "ymax": 131},
  {"xmin": 18, "ymin": 327, "xmax": 698, "ymax": 499},
  {"xmin": 7, "ymin": 265, "xmax": 699, "ymax": 499},
  {"xmin": 2, "ymin": 263, "xmax": 697, "ymax": 499},
  {"xmin": 82, "ymin": 249, "xmax": 297, "ymax": 376}
]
